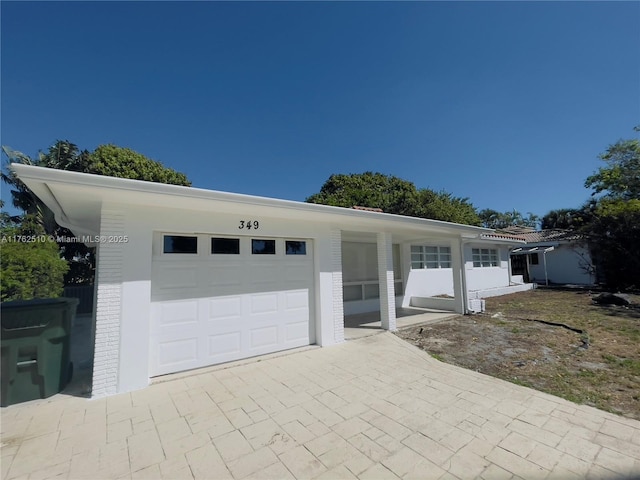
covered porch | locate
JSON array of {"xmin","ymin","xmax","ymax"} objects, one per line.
[
  {"xmin": 344, "ymin": 306, "xmax": 457, "ymax": 340},
  {"xmin": 338, "ymin": 227, "xmax": 470, "ymax": 341}
]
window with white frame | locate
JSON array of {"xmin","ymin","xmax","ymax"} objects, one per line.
[
  {"xmin": 411, "ymin": 245, "xmax": 451, "ymax": 269},
  {"xmin": 472, "ymin": 248, "xmax": 499, "ymax": 267}
]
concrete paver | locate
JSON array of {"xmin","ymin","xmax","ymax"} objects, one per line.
[{"xmin": 2, "ymin": 331, "xmax": 640, "ymax": 479}]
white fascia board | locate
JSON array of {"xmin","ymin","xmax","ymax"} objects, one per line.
[
  {"xmin": 9, "ymin": 169, "xmax": 98, "ymax": 237},
  {"xmin": 11, "ymin": 164, "xmax": 494, "ymax": 238}
]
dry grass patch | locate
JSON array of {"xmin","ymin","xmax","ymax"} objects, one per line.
[{"xmin": 395, "ymin": 289, "xmax": 640, "ymax": 419}]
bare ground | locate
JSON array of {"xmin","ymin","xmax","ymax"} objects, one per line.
[{"xmin": 395, "ymin": 289, "xmax": 640, "ymax": 420}]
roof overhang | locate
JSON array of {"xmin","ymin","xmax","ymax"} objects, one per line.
[
  {"xmin": 479, "ymin": 234, "xmax": 526, "ymax": 245},
  {"xmin": 10, "ymin": 164, "xmax": 520, "ymax": 244}
]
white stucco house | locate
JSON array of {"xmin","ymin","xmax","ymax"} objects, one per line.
[
  {"xmin": 506, "ymin": 228, "xmax": 596, "ymax": 286},
  {"xmin": 13, "ymin": 164, "xmax": 530, "ymax": 398}
]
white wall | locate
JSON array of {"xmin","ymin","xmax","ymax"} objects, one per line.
[
  {"xmin": 464, "ymin": 243, "xmax": 512, "ymax": 292},
  {"xmin": 93, "ymin": 203, "xmax": 345, "ymax": 396},
  {"xmin": 528, "ymin": 243, "xmax": 595, "ymax": 285},
  {"xmin": 401, "ymin": 241, "xmax": 455, "ymax": 305},
  {"xmin": 117, "ymin": 211, "xmax": 153, "ymax": 393},
  {"xmin": 401, "ymin": 242, "xmax": 513, "ymax": 305},
  {"xmin": 403, "ymin": 268, "xmax": 455, "ymax": 299}
]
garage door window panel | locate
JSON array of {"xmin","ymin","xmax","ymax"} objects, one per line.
[
  {"xmin": 163, "ymin": 235, "xmax": 198, "ymax": 254},
  {"xmin": 211, "ymin": 237, "xmax": 240, "ymax": 255},
  {"xmin": 252, "ymin": 239, "xmax": 276, "ymax": 255},
  {"xmin": 285, "ymin": 240, "xmax": 307, "ymax": 255}
]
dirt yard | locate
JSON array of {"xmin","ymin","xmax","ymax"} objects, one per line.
[{"xmin": 395, "ymin": 289, "xmax": 640, "ymax": 420}]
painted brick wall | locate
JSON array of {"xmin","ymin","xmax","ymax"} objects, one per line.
[
  {"xmin": 331, "ymin": 229, "xmax": 345, "ymax": 343},
  {"xmin": 377, "ymin": 232, "xmax": 397, "ymax": 331},
  {"xmin": 91, "ymin": 208, "xmax": 125, "ymax": 397}
]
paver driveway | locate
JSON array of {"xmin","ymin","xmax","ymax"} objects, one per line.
[{"xmin": 2, "ymin": 332, "xmax": 640, "ymax": 479}]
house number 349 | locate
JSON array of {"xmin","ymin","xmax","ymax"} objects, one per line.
[{"xmin": 239, "ymin": 220, "xmax": 259, "ymax": 230}]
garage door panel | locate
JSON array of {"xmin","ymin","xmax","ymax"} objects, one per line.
[
  {"xmin": 249, "ymin": 265, "xmax": 284, "ymax": 287},
  {"xmin": 284, "ymin": 265, "xmax": 313, "ymax": 284},
  {"xmin": 207, "ymin": 332, "xmax": 241, "ymax": 359},
  {"xmin": 208, "ymin": 265, "xmax": 243, "ymax": 288},
  {"xmin": 155, "ymin": 301, "xmax": 199, "ymax": 327},
  {"xmin": 285, "ymin": 321, "xmax": 309, "ymax": 342},
  {"xmin": 284, "ymin": 289, "xmax": 309, "ymax": 310},
  {"xmin": 250, "ymin": 293, "xmax": 279, "ymax": 315},
  {"xmin": 151, "ymin": 236, "xmax": 314, "ymax": 377},
  {"xmin": 207, "ymin": 296, "xmax": 243, "ymax": 321},
  {"xmin": 249, "ymin": 325, "xmax": 279, "ymax": 349},
  {"xmin": 154, "ymin": 265, "xmax": 199, "ymax": 290},
  {"xmin": 158, "ymin": 338, "xmax": 198, "ymax": 370}
]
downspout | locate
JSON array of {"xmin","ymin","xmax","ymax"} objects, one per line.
[
  {"xmin": 459, "ymin": 237, "xmax": 469, "ymax": 314},
  {"xmin": 543, "ymin": 248, "xmax": 552, "ymax": 286},
  {"xmin": 507, "ymin": 247, "xmax": 514, "ymax": 285}
]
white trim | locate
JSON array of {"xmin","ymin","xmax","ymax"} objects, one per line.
[
  {"xmin": 377, "ymin": 232, "xmax": 396, "ymax": 331},
  {"xmin": 10, "ymin": 164, "xmax": 496, "ymax": 237}
]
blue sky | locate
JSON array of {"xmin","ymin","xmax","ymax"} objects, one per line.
[{"xmin": 2, "ymin": 1, "xmax": 638, "ymax": 222}]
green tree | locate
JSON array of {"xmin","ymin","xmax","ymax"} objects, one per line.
[
  {"xmin": 2, "ymin": 141, "xmax": 191, "ymax": 224},
  {"xmin": 2, "ymin": 140, "xmax": 191, "ymax": 285},
  {"xmin": 580, "ymin": 127, "xmax": 640, "ymax": 289},
  {"xmin": 584, "ymin": 127, "xmax": 640, "ymax": 201},
  {"xmin": 415, "ymin": 189, "xmax": 480, "ymax": 225},
  {"xmin": 306, "ymin": 172, "xmax": 481, "ymax": 225},
  {"xmin": 478, "ymin": 209, "xmax": 539, "ymax": 229},
  {"xmin": 306, "ymin": 172, "xmax": 420, "ymax": 216},
  {"xmin": 585, "ymin": 199, "xmax": 640, "ymax": 289},
  {"xmin": 1, "ymin": 215, "xmax": 69, "ymax": 301},
  {"xmin": 540, "ymin": 208, "xmax": 589, "ymax": 230},
  {"xmin": 87, "ymin": 144, "xmax": 191, "ymax": 185}
]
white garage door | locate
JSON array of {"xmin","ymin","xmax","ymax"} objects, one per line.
[{"xmin": 150, "ymin": 234, "xmax": 314, "ymax": 377}]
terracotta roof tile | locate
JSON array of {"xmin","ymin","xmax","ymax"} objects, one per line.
[
  {"xmin": 494, "ymin": 228, "xmax": 583, "ymax": 243},
  {"xmin": 481, "ymin": 233, "xmax": 527, "ymax": 241}
]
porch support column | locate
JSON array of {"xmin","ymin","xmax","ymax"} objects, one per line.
[
  {"xmin": 91, "ymin": 206, "xmax": 125, "ymax": 397},
  {"xmin": 450, "ymin": 236, "xmax": 468, "ymax": 314},
  {"xmin": 330, "ymin": 229, "xmax": 345, "ymax": 343},
  {"xmin": 377, "ymin": 232, "xmax": 396, "ymax": 331}
]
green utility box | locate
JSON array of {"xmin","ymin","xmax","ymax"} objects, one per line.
[{"xmin": 1, "ymin": 298, "xmax": 79, "ymax": 407}]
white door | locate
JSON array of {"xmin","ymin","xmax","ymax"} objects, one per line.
[{"xmin": 149, "ymin": 234, "xmax": 314, "ymax": 376}]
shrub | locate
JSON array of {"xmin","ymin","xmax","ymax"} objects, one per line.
[{"xmin": 1, "ymin": 217, "xmax": 68, "ymax": 301}]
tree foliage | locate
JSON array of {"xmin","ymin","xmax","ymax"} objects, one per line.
[
  {"xmin": 543, "ymin": 128, "xmax": 640, "ymax": 289},
  {"xmin": 584, "ymin": 127, "xmax": 640, "ymax": 201},
  {"xmin": 582, "ymin": 128, "xmax": 640, "ymax": 289},
  {"xmin": 2, "ymin": 140, "xmax": 191, "ymax": 286},
  {"xmin": 415, "ymin": 189, "xmax": 481, "ymax": 225},
  {"xmin": 478, "ymin": 209, "xmax": 539, "ymax": 230},
  {"xmin": 540, "ymin": 208, "xmax": 591, "ymax": 230},
  {"xmin": 305, "ymin": 172, "xmax": 481, "ymax": 225},
  {"xmin": 1, "ymin": 216, "xmax": 69, "ymax": 301},
  {"xmin": 305, "ymin": 172, "xmax": 419, "ymax": 216},
  {"xmin": 586, "ymin": 199, "xmax": 640, "ymax": 289},
  {"xmin": 88, "ymin": 144, "xmax": 191, "ymax": 185}
]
